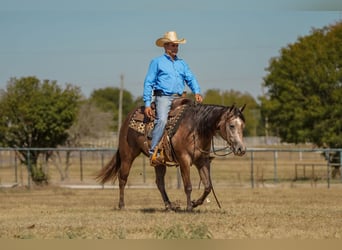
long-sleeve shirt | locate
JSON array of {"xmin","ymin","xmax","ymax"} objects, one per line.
[{"xmin": 143, "ymin": 53, "xmax": 201, "ymax": 107}]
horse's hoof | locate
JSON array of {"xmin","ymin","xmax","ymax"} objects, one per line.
[
  {"xmin": 186, "ymin": 206, "xmax": 194, "ymax": 212},
  {"xmin": 165, "ymin": 201, "xmax": 181, "ymax": 212},
  {"xmin": 191, "ymin": 200, "xmax": 199, "ymax": 208}
]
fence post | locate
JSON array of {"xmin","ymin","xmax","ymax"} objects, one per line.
[
  {"xmin": 273, "ymin": 151, "xmax": 278, "ymax": 183},
  {"xmin": 101, "ymin": 152, "xmax": 104, "ymax": 189},
  {"xmin": 14, "ymin": 151, "xmax": 18, "ymax": 183},
  {"xmin": 79, "ymin": 150, "xmax": 83, "ymax": 182},
  {"xmin": 250, "ymin": 151, "xmax": 254, "ymax": 188},
  {"xmin": 327, "ymin": 151, "xmax": 330, "ymax": 189},
  {"xmin": 340, "ymin": 150, "xmax": 342, "ymax": 183},
  {"xmin": 27, "ymin": 149, "xmax": 31, "ymax": 189}
]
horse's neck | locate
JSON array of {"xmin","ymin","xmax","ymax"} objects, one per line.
[{"xmin": 193, "ymin": 105, "xmax": 227, "ymax": 138}]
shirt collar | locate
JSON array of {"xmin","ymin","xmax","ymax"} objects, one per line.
[{"xmin": 164, "ymin": 53, "xmax": 179, "ymax": 61}]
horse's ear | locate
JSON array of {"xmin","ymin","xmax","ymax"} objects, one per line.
[
  {"xmin": 229, "ymin": 104, "xmax": 236, "ymax": 113},
  {"xmin": 240, "ymin": 104, "xmax": 246, "ymax": 113}
]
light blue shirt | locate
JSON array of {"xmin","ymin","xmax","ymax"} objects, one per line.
[{"xmin": 143, "ymin": 54, "xmax": 201, "ymax": 107}]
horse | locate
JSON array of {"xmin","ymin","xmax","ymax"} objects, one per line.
[{"xmin": 96, "ymin": 98, "xmax": 246, "ymax": 211}]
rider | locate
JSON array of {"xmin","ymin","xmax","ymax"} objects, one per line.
[{"xmin": 143, "ymin": 31, "xmax": 203, "ymax": 166}]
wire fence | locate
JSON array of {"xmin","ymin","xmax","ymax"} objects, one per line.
[{"xmin": 0, "ymin": 147, "xmax": 341, "ymax": 189}]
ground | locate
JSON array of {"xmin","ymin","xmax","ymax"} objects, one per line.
[{"xmin": 0, "ymin": 185, "xmax": 341, "ymax": 239}]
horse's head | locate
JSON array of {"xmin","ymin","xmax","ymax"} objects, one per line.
[{"xmin": 218, "ymin": 104, "xmax": 246, "ymax": 156}]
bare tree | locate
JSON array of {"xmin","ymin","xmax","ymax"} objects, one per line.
[{"xmin": 51, "ymin": 101, "xmax": 113, "ymax": 181}]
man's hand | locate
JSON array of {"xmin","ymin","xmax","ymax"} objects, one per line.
[
  {"xmin": 144, "ymin": 106, "xmax": 153, "ymax": 118},
  {"xmin": 195, "ymin": 94, "xmax": 203, "ymax": 103}
]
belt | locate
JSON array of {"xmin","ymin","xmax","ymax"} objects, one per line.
[{"xmin": 154, "ymin": 90, "xmax": 181, "ymax": 97}]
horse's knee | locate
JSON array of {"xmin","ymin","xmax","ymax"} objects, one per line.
[
  {"xmin": 184, "ymin": 185, "xmax": 192, "ymax": 194},
  {"xmin": 204, "ymin": 184, "xmax": 212, "ymax": 194}
]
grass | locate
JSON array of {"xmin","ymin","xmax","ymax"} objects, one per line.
[
  {"xmin": 1, "ymin": 149, "xmax": 341, "ymax": 239},
  {"xmin": 1, "ymin": 185, "xmax": 342, "ymax": 239}
]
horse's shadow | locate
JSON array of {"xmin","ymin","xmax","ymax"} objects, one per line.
[
  {"xmin": 140, "ymin": 207, "xmax": 226, "ymax": 214},
  {"xmin": 110, "ymin": 207, "xmax": 225, "ymax": 214}
]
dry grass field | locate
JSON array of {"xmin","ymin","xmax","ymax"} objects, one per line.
[
  {"xmin": 1, "ymin": 185, "xmax": 342, "ymax": 239},
  {"xmin": 1, "ymin": 148, "xmax": 342, "ymax": 239}
]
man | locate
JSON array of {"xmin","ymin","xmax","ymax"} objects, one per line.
[{"xmin": 143, "ymin": 31, "xmax": 203, "ymax": 166}]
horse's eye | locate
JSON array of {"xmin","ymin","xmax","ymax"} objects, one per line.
[{"xmin": 229, "ymin": 124, "xmax": 235, "ymax": 130}]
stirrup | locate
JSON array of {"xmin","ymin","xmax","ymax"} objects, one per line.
[{"xmin": 150, "ymin": 149, "xmax": 165, "ymax": 166}]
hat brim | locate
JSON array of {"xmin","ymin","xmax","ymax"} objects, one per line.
[{"xmin": 155, "ymin": 38, "xmax": 187, "ymax": 47}]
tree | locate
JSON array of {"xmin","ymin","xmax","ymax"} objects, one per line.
[
  {"xmin": 48, "ymin": 101, "xmax": 113, "ymax": 181},
  {"xmin": 203, "ymin": 89, "xmax": 260, "ymax": 136},
  {"xmin": 260, "ymin": 21, "xmax": 342, "ymax": 148},
  {"xmin": 67, "ymin": 101, "xmax": 114, "ymax": 145},
  {"xmin": 0, "ymin": 76, "xmax": 81, "ymax": 184},
  {"xmin": 89, "ymin": 87, "xmax": 136, "ymax": 131}
]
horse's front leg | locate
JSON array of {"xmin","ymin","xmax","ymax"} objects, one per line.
[
  {"xmin": 154, "ymin": 165, "xmax": 179, "ymax": 211},
  {"xmin": 192, "ymin": 162, "xmax": 212, "ymax": 208}
]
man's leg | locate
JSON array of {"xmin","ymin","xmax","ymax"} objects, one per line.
[{"xmin": 149, "ymin": 95, "xmax": 173, "ymax": 156}]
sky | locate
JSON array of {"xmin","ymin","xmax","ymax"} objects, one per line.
[{"xmin": 1, "ymin": 0, "xmax": 341, "ymax": 101}]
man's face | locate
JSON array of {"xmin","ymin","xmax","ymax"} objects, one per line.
[{"xmin": 164, "ymin": 42, "xmax": 179, "ymax": 57}]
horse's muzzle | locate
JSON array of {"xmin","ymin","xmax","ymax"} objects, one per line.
[{"xmin": 233, "ymin": 144, "xmax": 246, "ymax": 156}]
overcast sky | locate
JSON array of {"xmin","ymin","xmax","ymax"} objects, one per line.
[{"xmin": 1, "ymin": 0, "xmax": 341, "ymax": 100}]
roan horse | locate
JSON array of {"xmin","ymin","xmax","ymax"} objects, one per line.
[{"xmin": 96, "ymin": 98, "xmax": 246, "ymax": 211}]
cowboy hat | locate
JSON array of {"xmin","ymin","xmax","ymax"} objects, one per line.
[{"xmin": 155, "ymin": 31, "xmax": 186, "ymax": 47}]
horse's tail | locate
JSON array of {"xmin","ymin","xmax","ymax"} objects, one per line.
[{"xmin": 96, "ymin": 149, "xmax": 121, "ymax": 184}]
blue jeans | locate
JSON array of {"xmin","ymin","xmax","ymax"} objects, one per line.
[{"xmin": 150, "ymin": 95, "xmax": 176, "ymax": 156}]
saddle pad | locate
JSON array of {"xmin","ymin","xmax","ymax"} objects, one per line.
[{"xmin": 128, "ymin": 104, "xmax": 189, "ymax": 138}]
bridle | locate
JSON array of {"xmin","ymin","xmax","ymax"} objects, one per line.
[
  {"xmin": 213, "ymin": 109, "xmax": 237, "ymax": 156},
  {"xmin": 196, "ymin": 106, "xmax": 243, "ymax": 157}
]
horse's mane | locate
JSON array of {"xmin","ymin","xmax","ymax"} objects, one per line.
[
  {"xmin": 185, "ymin": 103, "xmax": 245, "ymax": 139},
  {"xmin": 187, "ymin": 104, "xmax": 227, "ymax": 138}
]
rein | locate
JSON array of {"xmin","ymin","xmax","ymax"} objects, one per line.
[
  {"xmin": 196, "ymin": 139, "xmax": 233, "ymax": 156},
  {"xmin": 211, "ymin": 139, "xmax": 233, "ymax": 156}
]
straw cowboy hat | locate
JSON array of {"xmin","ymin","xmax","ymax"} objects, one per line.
[{"xmin": 155, "ymin": 31, "xmax": 187, "ymax": 47}]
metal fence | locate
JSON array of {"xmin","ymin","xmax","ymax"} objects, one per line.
[{"xmin": 0, "ymin": 147, "xmax": 341, "ymax": 189}]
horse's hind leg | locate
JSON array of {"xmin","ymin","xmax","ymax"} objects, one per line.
[
  {"xmin": 154, "ymin": 165, "xmax": 178, "ymax": 211},
  {"xmin": 117, "ymin": 160, "xmax": 134, "ymax": 209}
]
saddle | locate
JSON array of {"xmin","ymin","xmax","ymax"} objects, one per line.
[{"xmin": 128, "ymin": 97, "xmax": 194, "ymax": 165}]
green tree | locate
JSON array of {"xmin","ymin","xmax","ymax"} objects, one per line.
[
  {"xmin": 260, "ymin": 21, "xmax": 342, "ymax": 148},
  {"xmin": 203, "ymin": 89, "xmax": 260, "ymax": 136},
  {"xmin": 0, "ymin": 76, "xmax": 81, "ymax": 184},
  {"xmin": 89, "ymin": 87, "xmax": 135, "ymax": 131}
]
